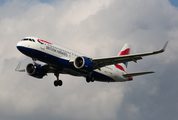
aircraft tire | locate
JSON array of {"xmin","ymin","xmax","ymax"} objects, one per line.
[
  {"xmin": 90, "ymin": 77, "xmax": 94, "ymax": 82},
  {"xmin": 54, "ymin": 80, "xmax": 59, "ymax": 87},
  {"xmin": 86, "ymin": 77, "xmax": 90, "ymax": 83},
  {"xmin": 54, "ymin": 80, "xmax": 63, "ymax": 87},
  {"xmin": 58, "ymin": 80, "xmax": 63, "ymax": 86}
]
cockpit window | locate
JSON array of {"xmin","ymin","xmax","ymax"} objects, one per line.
[{"xmin": 21, "ymin": 39, "xmax": 35, "ymax": 42}]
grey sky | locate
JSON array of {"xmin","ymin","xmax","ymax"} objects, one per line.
[{"xmin": 0, "ymin": 0, "xmax": 178, "ymax": 120}]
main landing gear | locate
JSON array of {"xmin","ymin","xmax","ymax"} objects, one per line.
[
  {"xmin": 86, "ymin": 76, "xmax": 94, "ymax": 83},
  {"xmin": 54, "ymin": 73, "xmax": 63, "ymax": 87}
]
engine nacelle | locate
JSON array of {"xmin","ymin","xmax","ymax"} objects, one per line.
[
  {"xmin": 74, "ymin": 56, "xmax": 94, "ymax": 72},
  {"xmin": 26, "ymin": 63, "xmax": 47, "ymax": 79}
]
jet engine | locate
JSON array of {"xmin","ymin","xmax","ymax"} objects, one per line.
[
  {"xmin": 26, "ymin": 63, "xmax": 47, "ymax": 78},
  {"xmin": 74, "ymin": 56, "xmax": 94, "ymax": 72}
]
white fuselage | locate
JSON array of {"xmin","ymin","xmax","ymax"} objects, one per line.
[{"xmin": 17, "ymin": 37, "xmax": 130, "ymax": 82}]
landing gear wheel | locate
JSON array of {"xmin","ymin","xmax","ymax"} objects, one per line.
[
  {"xmin": 86, "ymin": 77, "xmax": 90, "ymax": 83},
  {"xmin": 54, "ymin": 80, "xmax": 63, "ymax": 87},
  {"xmin": 86, "ymin": 76, "xmax": 94, "ymax": 83},
  {"xmin": 91, "ymin": 77, "xmax": 94, "ymax": 82},
  {"xmin": 54, "ymin": 73, "xmax": 63, "ymax": 87},
  {"xmin": 54, "ymin": 80, "xmax": 59, "ymax": 87},
  {"xmin": 58, "ymin": 80, "xmax": 63, "ymax": 86}
]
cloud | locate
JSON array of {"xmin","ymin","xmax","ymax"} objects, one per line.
[{"xmin": 0, "ymin": 0, "xmax": 178, "ymax": 120}]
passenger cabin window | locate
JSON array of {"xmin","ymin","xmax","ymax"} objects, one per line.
[{"xmin": 21, "ymin": 39, "xmax": 35, "ymax": 42}]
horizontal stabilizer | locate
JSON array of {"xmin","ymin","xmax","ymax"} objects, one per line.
[{"xmin": 123, "ymin": 71, "xmax": 154, "ymax": 77}]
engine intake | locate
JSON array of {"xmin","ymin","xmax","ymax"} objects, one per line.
[
  {"xmin": 26, "ymin": 63, "xmax": 47, "ymax": 78},
  {"xmin": 74, "ymin": 56, "xmax": 94, "ymax": 72}
]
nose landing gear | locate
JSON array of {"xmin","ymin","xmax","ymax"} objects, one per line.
[{"xmin": 54, "ymin": 73, "xmax": 63, "ymax": 87}]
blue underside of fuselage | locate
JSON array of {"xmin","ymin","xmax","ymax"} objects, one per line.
[{"xmin": 17, "ymin": 46, "xmax": 115, "ymax": 82}]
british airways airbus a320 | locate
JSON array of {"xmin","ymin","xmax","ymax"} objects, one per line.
[{"xmin": 16, "ymin": 37, "xmax": 168, "ymax": 87}]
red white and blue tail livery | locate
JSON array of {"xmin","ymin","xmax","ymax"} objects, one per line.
[
  {"xmin": 16, "ymin": 37, "xmax": 168, "ymax": 87},
  {"xmin": 116, "ymin": 43, "xmax": 130, "ymax": 72}
]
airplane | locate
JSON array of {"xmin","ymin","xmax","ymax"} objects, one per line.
[{"xmin": 16, "ymin": 37, "xmax": 168, "ymax": 87}]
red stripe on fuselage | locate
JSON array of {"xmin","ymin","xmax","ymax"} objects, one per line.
[{"xmin": 38, "ymin": 39, "xmax": 52, "ymax": 44}]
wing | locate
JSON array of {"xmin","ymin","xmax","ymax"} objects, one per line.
[{"xmin": 92, "ymin": 41, "xmax": 168, "ymax": 69}]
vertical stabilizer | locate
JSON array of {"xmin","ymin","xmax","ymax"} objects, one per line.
[{"xmin": 115, "ymin": 43, "xmax": 131, "ymax": 72}]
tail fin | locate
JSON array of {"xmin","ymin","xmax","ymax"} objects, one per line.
[{"xmin": 115, "ymin": 43, "xmax": 131, "ymax": 72}]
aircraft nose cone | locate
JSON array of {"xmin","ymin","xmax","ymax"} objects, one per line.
[
  {"xmin": 16, "ymin": 42, "xmax": 22, "ymax": 51},
  {"xmin": 16, "ymin": 41, "xmax": 31, "ymax": 57},
  {"xmin": 17, "ymin": 46, "xmax": 22, "ymax": 52},
  {"xmin": 16, "ymin": 41, "xmax": 25, "ymax": 53}
]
